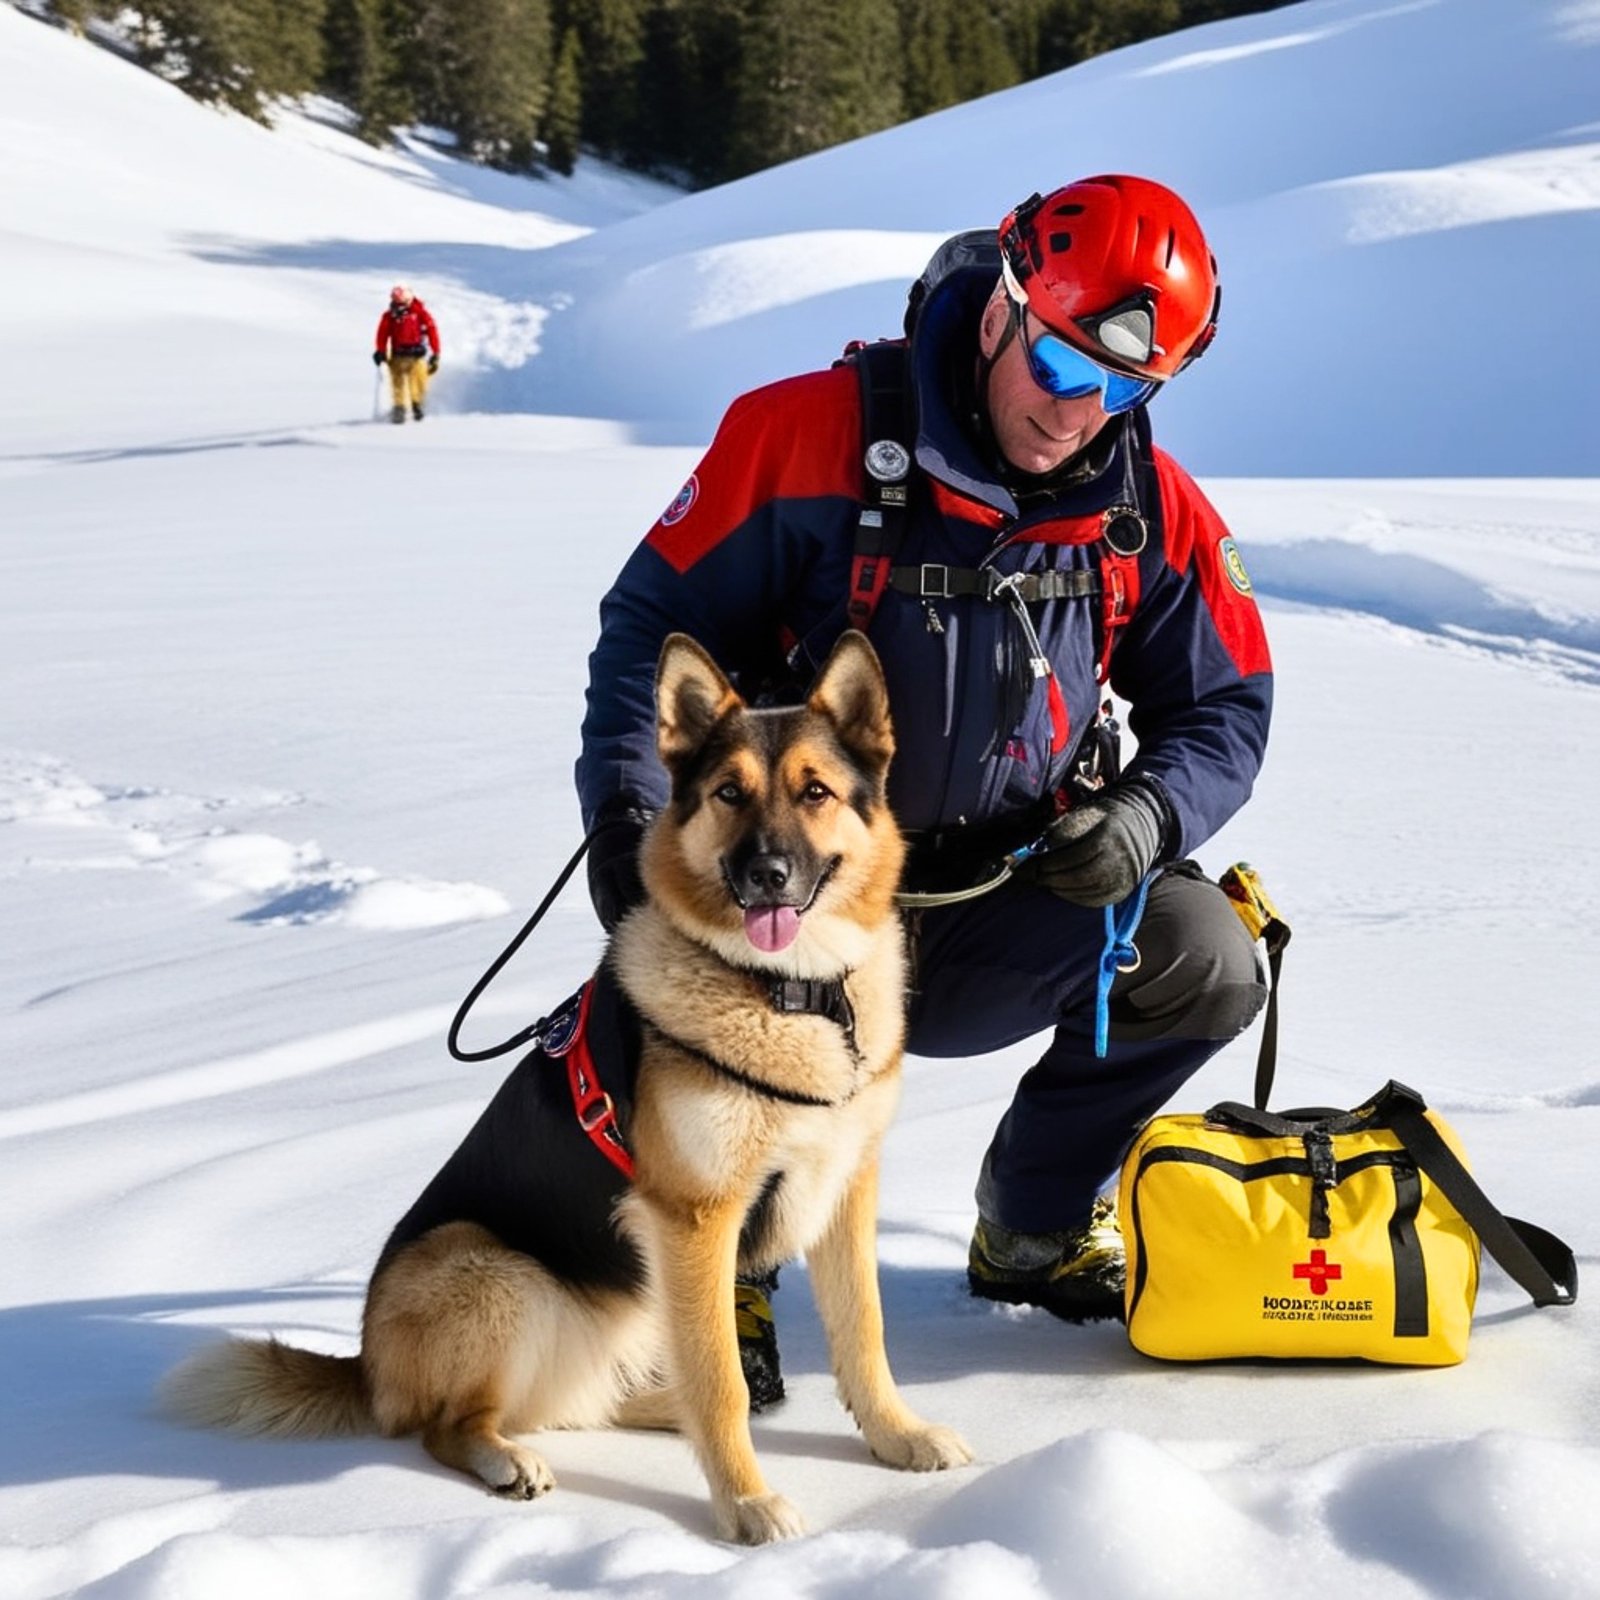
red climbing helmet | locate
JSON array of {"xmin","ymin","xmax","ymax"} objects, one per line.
[{"xmin": 997, "ymin": 175, "xmax": 1220, "ymax": 383}]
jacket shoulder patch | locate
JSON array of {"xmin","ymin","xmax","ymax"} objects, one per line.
[
  {"xmin": 1153, "ymin": 448, "xmax": 1271, "ymax": 680},
  {"xmin": 1219, "ymin": 536, "xmax": 1253, "ymax": 595}
]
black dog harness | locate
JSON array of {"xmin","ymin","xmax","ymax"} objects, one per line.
[{"xmin": 468, "ymin": 959, "xmax": 861, "ymax": 1191}]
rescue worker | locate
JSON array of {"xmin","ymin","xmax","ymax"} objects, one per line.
[
  {"xmin": 373, "ymin": 284, "xmax": 440, "ymax": 423},
  {"xmin": 576, "ymin": 175, "xmax": 1273, "ymax": 1401}
]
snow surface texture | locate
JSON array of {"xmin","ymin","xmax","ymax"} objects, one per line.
[{"xmin": 1, "ymin": 1, "xmax": 1597, "ymax": 1596}]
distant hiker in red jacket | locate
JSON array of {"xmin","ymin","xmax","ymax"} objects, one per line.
[{"xmin": 373, "ymin": 284, "xmax": 440, "ymax": 423}]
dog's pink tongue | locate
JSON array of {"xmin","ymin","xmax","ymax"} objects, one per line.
[{"xmin": 745, "ymin": 906, "xmax": 801, "ymax": 953}]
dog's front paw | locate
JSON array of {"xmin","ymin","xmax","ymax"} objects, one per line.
[
  {"xmin": 864, "ymin": 1420, "xmax": 974, "ymax": 1472},
  {"xmin": 719, "ymin": 1491, "xmax": 806, "ymax": 1544},
  {"xmin": 485, "ymin": 1444, "xmax": 557, "ymax": 1500}
]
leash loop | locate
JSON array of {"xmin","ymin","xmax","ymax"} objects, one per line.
[
  {"xmin": 446, "ymin": 830, "xmax": 596, "ymax": 1063},
  {"xmin": 1095, "ymin": 873, "xmax": 1152, "ymax": 1059}
]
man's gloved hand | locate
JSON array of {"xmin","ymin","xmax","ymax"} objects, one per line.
[
  {"xmin": 1026, "ymin": 778, "xmax": 1173, "ymax": 908},
  {"xmin": 372, "ymin": 350, "xmax": 385, "ymax": 367},
  {"xmin": 586, "ymin": 796, "xmax": 656, "ymax": 934},
  {"xmin": 427, "ymin": 354, "xmax": 440, "ymax": 375}
]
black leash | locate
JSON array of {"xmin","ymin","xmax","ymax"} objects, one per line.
[
  {"xmin": 447, "ymin": 831, "xmax": 867, "ymax": 1067},
  {"xmin": 447, "ymin": 831, "xmax": 595, "ymax": 1063}
]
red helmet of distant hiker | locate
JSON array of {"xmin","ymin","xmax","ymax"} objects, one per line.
[{"xmin": 997, "ymin": 174, "xmax": 1221, "ymax": 384}]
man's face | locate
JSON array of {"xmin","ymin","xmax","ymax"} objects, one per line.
[{"xmin": 978, "ymin": 287, "xmax": 1113, "ymax": 476}]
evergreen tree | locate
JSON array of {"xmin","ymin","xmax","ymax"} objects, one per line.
[
  {"xmin": 131, "ymin": 1, "xmax": 327, "ymax": 120},
  {"xmin": 50, "ymin": 0, "xmax": 120, "ymax": 34},
  {"xmin": 899, "ymin": 0, "xmax": 960, "ymax": 119},
  {"xmin": 322, "ymin": 0, "xmax": 411, "ymax": 142},
  {"xmin": 1036, "ymin": 0, "xmax": 1181, "ymax": 74},
  {"xmin": 1179, "ymin": 0, "xmax": 1285, "ymax": 22},
  {"xmin": 410, "ymin": 0, "xmax": 554, "ymax": 169},
  {"xmin": 560, "ymin": 0, "xmax": 646, "ymax": 164},
  {"xmin": 727, "ymin": 0, "xmax": 903, "ymax": 180},
  {"xmin": 997, "ymin": 0, "xmax": 1048, "ymax": 81},
  {"xmin": 641, "ymin": 0, "xmax": 749, "ymax": 186},
  {"xmin": 543, "ymin": 24, "xmax": 583, "ymax": 176},
  {"xmin": 945, "ymin": 1, "xmax": 1022, "ymax": 103},
  {"xmin": 37, "ymin": 0, "xmax": 1299, "ymax": 184}
]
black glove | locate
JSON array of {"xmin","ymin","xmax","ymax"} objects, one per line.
[
  {"xmin": 1025, "ymin": 778, "xmax": 1173, "ymax": 908},
  {"xmin": 586, "ymin": 796, "xmax": 656, "ymax": 934},
  {"xmin": 427, "ymin": 355, "xmax": 439, "ymax": 375},
  {"xmin": 372, "ymin": 350, "xmax": 385, "ymax": 367}
]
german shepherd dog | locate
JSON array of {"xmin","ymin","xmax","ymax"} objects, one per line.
[{"xmin": 163, "ymin": 630, "xmax": 971, "ymax": 1544}]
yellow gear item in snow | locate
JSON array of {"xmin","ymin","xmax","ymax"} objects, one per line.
[
  {"xmin": 1218, "ymin": 861, "xmax": 1284, "ymax": 944},
  {"xmin": 1120, "ymin": 1094, "xmax": 1482, "ymax": 1365}
]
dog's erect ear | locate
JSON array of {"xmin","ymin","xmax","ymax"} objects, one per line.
[
  {"xmin": 656, "ymin": 633, "xmax": 742, "ymax": 766},
  {"xmin": 808, "ymin": 630, "xmax": 894, "ymax": 779}
]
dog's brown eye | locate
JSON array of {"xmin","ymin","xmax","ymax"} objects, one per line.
[
  {"xmin": 713, "ymin": 782, "xmax": 746, "ymax": 806},
  {"xmin": 800, "ymin": 780, "xmax": 833, "ymax": 805}
]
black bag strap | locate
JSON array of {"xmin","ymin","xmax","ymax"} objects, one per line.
[
  {"xmin": 1204, "ymin": 1080, "xmax": 1579, "ymax": 1309},
  {"xmin": 1251, "ymin": 917, "xmax": 1289, "ymax": 1112},
  {"xmin": 1205, "ymin": 1100, "xmax": 1372, "ymax": 1139},
  {"xmin": 1215, "ymin": 864, "xmax": 1291, "ymax": 1111},
  {"xmin": 1373, "ymin": 1083, "xmax": 1578, "ymax": 1308},
  {"xmin": 844, "ymin": 340, "xmax": 913, "ymax": 631}
]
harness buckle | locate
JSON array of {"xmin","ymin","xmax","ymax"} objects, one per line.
[
  {"xmin": 919, "ymin": 563, "xmax": 951, "ymax": 598},
  {"xmin": 577, "ymin": 1091, "xmax": 615, "ymax": 1133}
]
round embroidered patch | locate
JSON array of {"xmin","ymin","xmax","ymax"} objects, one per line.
[
  {"xmin": 864, "ymin": 439, "xmax": 911, "ymax": 483},
  {"xmin": 660, "ymin": 475, "xmax": 698, "ymax": 527},
  {"xmin": 1220, "ymin": 536, "xmax": 1254, "ymax": 595},
  {"xmin": 540, "ymin": 995, "xmax": 583, "ymax": 1057}
]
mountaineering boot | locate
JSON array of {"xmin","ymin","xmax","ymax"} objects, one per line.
[
  {"xmin": 390, "ymin": 404, "xmax": 406, "ymax": 424},
  {"xmin": 734, "ymin": 1268, "xmax": 785, "ymax": 1411},
  {"xmin": 412, "ymin": 403, "xmax": 425, "ymax": 421},
  {"xmin": 967, "ymin": 1195, "xmax": 1126, "ymax": 1323}
]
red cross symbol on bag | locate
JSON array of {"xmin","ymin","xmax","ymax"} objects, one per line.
[{"xmin": 1293, "ymin": 1249, "xmax": 1343, "ymax": 1295}]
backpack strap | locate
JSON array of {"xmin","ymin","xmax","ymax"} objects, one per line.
[
  {"xmin": 1370, "ymin": 1082, "xmax": 1578, "ymax": 1308},
  {"xmin": 1094, "ymin": 417, "xmax": 1153, "ymax": 683},
  {"xmin": 839, "ymin": 343, "xmax": 1155, "ymax": 683},
  {"xmin": 844, "ymin": 340, "xmax": 914, "ymax": 631}
]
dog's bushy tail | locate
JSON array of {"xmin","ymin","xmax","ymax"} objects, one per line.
[{"xmin": 162, "ymin": 1337, "xmax": 371, "ymax": 1438}]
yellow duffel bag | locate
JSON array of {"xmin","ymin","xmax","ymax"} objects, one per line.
[{"xmin": 1120, "ymin": 1080, "xmax": 1576, "ymax": 1365}]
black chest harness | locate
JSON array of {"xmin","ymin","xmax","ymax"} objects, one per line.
[
  {"xmin": 450, "ymin": 879, "xmax": 861, "ymax": 1186},
  {"xmin": 841, "ymin": 338, "xmax": 1152, "ymax": 689},
  {"xmin": 548, "ymin": 967, "xmax": 859, "ymax": 1179}
]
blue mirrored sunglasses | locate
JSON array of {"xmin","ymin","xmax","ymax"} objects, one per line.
[{"xmin": 1018, "ymin": 305, "xmax": 1159, "ymax": 415}]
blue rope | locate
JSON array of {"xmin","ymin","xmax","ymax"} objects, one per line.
[{"xmin": 1095, "ymin": 873, "xmax": 1153, "ymax": 1059}]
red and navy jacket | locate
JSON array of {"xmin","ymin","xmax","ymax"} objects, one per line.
[
  {"xmin": 577, "ymin": 265, "xmax": 1271, "ymax": 859},
  {"xmin": 374, "ymin": 299, "xmax": 440, "ymax": 360}
]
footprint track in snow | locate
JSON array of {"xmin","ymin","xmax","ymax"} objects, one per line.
[{"xmin": 0, "ymin": 751, "xmax": 508, "ymax": 930}]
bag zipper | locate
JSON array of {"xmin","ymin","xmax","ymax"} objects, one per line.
[{"xmin": 1126, "ymin": 1145, "xmax": 1431, "ymax": 1327}]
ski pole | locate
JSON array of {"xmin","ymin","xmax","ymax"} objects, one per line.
[{"xmin": 372, "ymin": 362, "xmax": 384, "ymax": 421}]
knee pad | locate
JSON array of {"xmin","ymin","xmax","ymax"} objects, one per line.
[{"xmin": 1108, "ymin": 865, "xmax": 1267, "ymax": 1042}]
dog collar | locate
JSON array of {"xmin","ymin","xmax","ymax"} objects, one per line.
[{"xmin": 763, "ymin": 974, "xmax": 856, "ymax": 1045}]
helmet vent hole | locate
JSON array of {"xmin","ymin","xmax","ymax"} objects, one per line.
[
  {"xmin": 1165, "ymin": 228, "xmax": 1177, "ymax": 266},
  {"xmin": 1049, "ymin": 232, "xmax": 1073, "ymax": 252}
]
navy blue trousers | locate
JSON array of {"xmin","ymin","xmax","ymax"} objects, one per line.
[{"xmin": 904, "ymin": 862, "xmax": 1266, "ymax": 1234}]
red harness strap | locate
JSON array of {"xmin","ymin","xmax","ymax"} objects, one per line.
[
  {"xmin": 847, "ymin": 538, "xmax": 896, "ymax": 629},
  {"xmin": 1097, "ymin": 546, "xmax": 1143, "ymax": 683},
  {"xmin": 561, "ymin": 980, "xmax": 636, "ymax": 1180}
]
